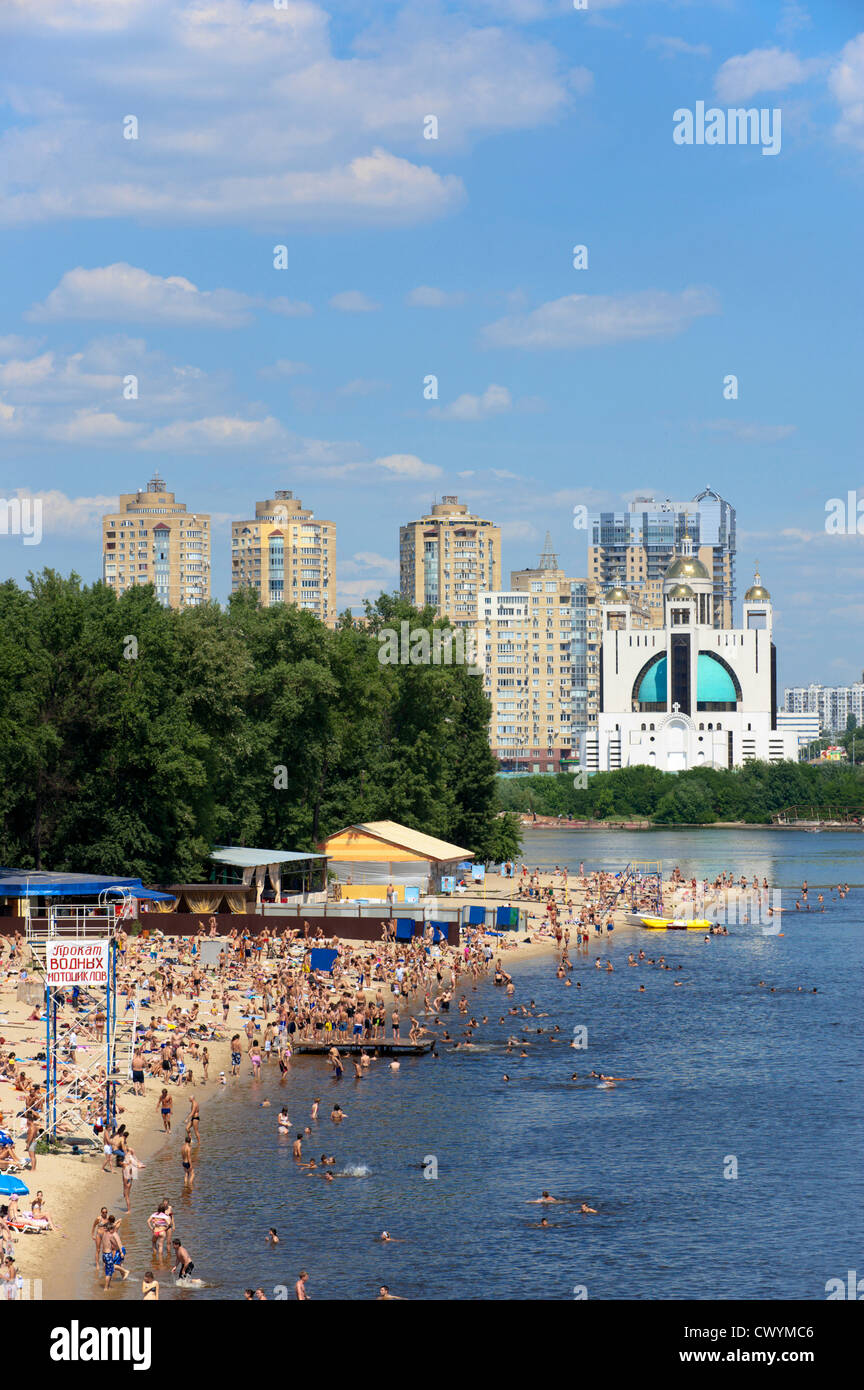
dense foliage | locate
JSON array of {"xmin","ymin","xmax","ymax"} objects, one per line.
[
  {"xmin": 0, "ymin": 573, "xmax": 520, "ymax": 878},
  {"xmin": 496, "ymin": 760, "xmax": 864, "ymax": 825}
]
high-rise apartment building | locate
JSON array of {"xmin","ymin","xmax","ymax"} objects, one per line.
[
  {"xmin": 400, "ymin": 496, "xmax": 501, "ymax": 627},
  {"xmin": 588, "ymin": 487, "xmax": 736, "ymax": 628},
  {"xmin": 231, "ymin": 491, "xmax": 336, "ymax": 624},
  {"xmin": 101, "ymin": 473, "xmax": 210, "ymax": 609},
  {"xmin": 477, "ymin": 537, "xmax": 625, "ymax": 773},
  {"xmin": 784, "ymin": 683, "xmax": 864, "ymax": 734}
]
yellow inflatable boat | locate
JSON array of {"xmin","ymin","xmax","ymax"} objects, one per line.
[{"xmin": 639, "ymin": 916, "xmax": 713, "ymax": 931}]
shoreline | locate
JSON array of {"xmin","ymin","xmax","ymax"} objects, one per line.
[
  {"xmin": 6, "ymin": 863, "xmax": 753, "ymax": 1300},
  {"xmin": 7, "ymin": 914, "xmax": 556, "ymax": 1300}
]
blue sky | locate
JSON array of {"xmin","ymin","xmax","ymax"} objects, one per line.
[{"xmin": 1, "ymin": 0, "xmax": 863, "ymax": 686}]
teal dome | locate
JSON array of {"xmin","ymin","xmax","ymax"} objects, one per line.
[
  {"xmin": 697, "ymin": 653, "xmax": 737, "ymax": 703},
  {"xmin": 637, "ymin": 656, "xmax": 667, "ymax": 703}
]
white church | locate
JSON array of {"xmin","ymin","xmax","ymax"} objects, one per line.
[{"xmin": 584, "ymin": 539, "xmax": 799, "ymax": 772}]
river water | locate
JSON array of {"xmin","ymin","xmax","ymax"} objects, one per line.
[{"xmin": 81, "ymin": 829, "xmax": 864, "ymax": 1301}]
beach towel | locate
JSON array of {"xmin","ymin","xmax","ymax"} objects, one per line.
[{"xmin": 309, "ymin": 948, "xmax": 338, "ymax": 974}]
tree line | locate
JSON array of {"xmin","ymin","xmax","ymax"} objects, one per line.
[
  {"xmin": 496, "ymin": 760, "xmax": 864, "ymax": 825},
  {"xmin": 0, "ymin": 574, "xmax": 521, "ymax": 880}
]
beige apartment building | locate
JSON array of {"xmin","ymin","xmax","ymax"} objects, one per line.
[
  {"xmin": 101, "ymin": 473, "xmax": 210, "ymax": 609},
  {"xmin": 231, "ymin": 491, "xmax": 336, "ymax": 624},
  {"xmin": 476, "ymin": 540, "xmax": 595, "ymax": 774},
  {"xmin": 478, "ymin": 540, "xmax": 653, "ymax": 773},
  {"xmin": 400, "ymin": 496, "xmax": 501, "ymax": 627}
]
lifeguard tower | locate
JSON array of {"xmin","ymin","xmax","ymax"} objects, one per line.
[{"xmin": 25, "ymin": 888, "xmax": 137, "ymax": 1150}]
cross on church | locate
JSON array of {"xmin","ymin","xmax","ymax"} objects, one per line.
[{"xmin": 672, "ymin": 702, "xmax": 681, "ymax": 712}]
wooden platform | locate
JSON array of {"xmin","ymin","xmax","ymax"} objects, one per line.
[{"xmin": 292, "ymin": 1040, "xmax": 434, "ymax": 1056}]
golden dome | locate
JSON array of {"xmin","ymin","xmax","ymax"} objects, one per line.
[
  {"xmin": 603, "ymin": 586, "xmax": 629, "ymax": 603},
  {"xmin": 665, "ymin": 554, "xmax": 709, "ymax": 581},
  {"xmin": 667, "ymin": 583, "xmax": 694, "ymax": 600},
  {"xmin": 744, "ymin": 568, "xmax": 771, "ymax": 602}
]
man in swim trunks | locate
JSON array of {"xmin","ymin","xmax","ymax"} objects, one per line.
[
  {"xmin": 101, "ymin": 1218, "xmax": 128, "ymax": 1289},
  {"xmin": 181, "ymin": 1138, "xmax": 195, "ymax": 1186},
  {"xmin": 172, "ymin": 1239, "xmax": 195, "ymax": 1281}
]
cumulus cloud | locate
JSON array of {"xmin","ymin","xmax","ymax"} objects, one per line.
[
  {"xmin": 433, "ymin": 384, "xmax": 513, "ymax": 420},
  {"xmin": 830, "ymin": 35, "xmax": 864, "ymax": 151},
  {"xmin": 0, "ymin": 0, "xmax": 575, "ymax": 229},
  {"xmin": 482, "ymin": 288, "xmax": 719, "ymax": 349},
  {"xmin": 2, "ymin": 487, "xmax": 118, "ymax": 534},
  {"xmin": 406, "ymin": 286, "xmax": 466, "ymax": 308},
  {"xmin": 649, "ymin": 36, "xmax": 711, "ymax": 60},
  {"xmin": 269, "ymin": 298, "xmax": 314, "ymax": 318},
  {"xmin": 28, "ymin": 263, "xmax": 256, "ymax": 327},
  {"xmin": 714, "ymin": 47, "xmax": 817, "ymax": 103},
  {"xmin": 298, "ymin": 452, "xmax": 441, "ymax": 482},
  {"xmin": 702, "ymin": 420, "xmax": 797, "ymax": 444},
  {"xmin": 329, "ymin": 291, "xmax": 381, "ymax": 313},
  {"xmin": 258, "ymin": 360, "xmax": 310, "ymax": 379}
]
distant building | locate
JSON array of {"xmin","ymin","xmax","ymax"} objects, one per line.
[
  {"xmin": 101, "ymin": 472, "xmax": 210, "ymax": 609},
  {"xmin": 588, "ymin": 487, "xmax": 736, "ymax": 628},
  {"xmin": 586, "ymin": 552, "xmax": 798, "ymax": 771},
  {"xmin": 400, "ymin": 496, "xmax": 501, "ymax": 628},
  {"xmin": 232, "ymin": 491, "xmax": 336, "ymax": 624},
  {"xmin": 783, "ymin": 683, "xmax": 864, "ymax": 734},
  {"xmin": 775, "ymin": 710, "xmax": 821, "ymax": 757},
  {"xmin": 477, "ymin": 536, "xmax": 651, "ymax": 774}
]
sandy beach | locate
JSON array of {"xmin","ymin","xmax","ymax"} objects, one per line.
[{"xmin": 2, "ymin": 862, "xmax": 741, "ymax": 1300}]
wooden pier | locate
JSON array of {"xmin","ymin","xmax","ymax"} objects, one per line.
[{"xmin": 292, "ymin": 1040, "xmax": 434, "ymax": 1057}]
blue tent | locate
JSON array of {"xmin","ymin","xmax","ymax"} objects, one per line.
[
  {"xmin": 394, "ymin": 919, "xmax": 414, "ymax": 941},
  {"xmin": 467, "ymin": 905, "xmax": 486, "ymax": 925}
]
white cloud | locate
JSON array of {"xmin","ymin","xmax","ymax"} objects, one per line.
[
  {"xmin": 406, "ymin": 286, "xmax": 466, "ymax": 308},
  {"xmin": 714, "ymin": 47, "xmax": 816, "ymax": 103},
  {"xmin": 5, "ymin": 487, "xmax": 117, "ymax": 533},
  {"xmin": 830, "ymin": 35, "xmax": 864, "ymax": 151},
  {"xmin": 258, "ymin": 360, "xmax": 309, "ymax": 379},
  {"xmin": 3, "ymin": 0, "xmax": 141, "ymax": 32},
  {"xmin": 434, "ymin": 384, "xmax": 513, "ymax": 420},
  {"xmin": 649, "ymin": 36, "xmax": 710, "ymax": 60},
  {"xmin": 703, "ymin": 420, "xmax": 797, "ymax": 444},
  {"xmin": 138, "ymin": 415, "xmax": 286, "ymax": 452},
  {"xmin": 340, "ymin": 551, "xmax": 399, "ymax": 577},
  {"xmin": 500, "ymin": 520, "xmax": 541, "ymax": 541},
  {"xmin": 0, "ymin": 334, "xmax": 41, "ymax": 356},
  {"xmin": 482, "ymin": 288, "xmax": 719, "ymax": 349},
  {"xmin": 329, "ymin": 291, "xmax": 381, "ymax": 313},
  {"xmin": 300, "ymin": 452, "xmax": 441, "ymax": 482},
  {"xmin": 47, "ymin": 409, "xmax": 140, "ymax": 443},
  {"xmin": 269, "ymin": 298, "xmax": 314, "ymax": 318},
  {"xmin": 28, "ymin": 263, "xmax": 255, "ymax": 327},
  {"xmin": 0, "ymin": 0, "xmax": 574, "ymax": 229}
]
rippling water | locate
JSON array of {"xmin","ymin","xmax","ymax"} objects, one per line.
[{"xmin": 83, "ymin": 830, "xmax": 864, "ymax": 1301}]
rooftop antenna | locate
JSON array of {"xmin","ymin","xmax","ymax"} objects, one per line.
[{"xmin": 539, "ymin": 531, "xmax": 558, "ymax": 570}]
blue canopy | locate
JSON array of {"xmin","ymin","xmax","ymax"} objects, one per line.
[{"xmin": 0, "ymin": 869, "xmax": 174, "ymax": 900}]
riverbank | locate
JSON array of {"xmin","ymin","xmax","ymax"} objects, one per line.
[{"xmin": 4, "ymin": 903, "xmax": 557, "ymax": 1299}]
